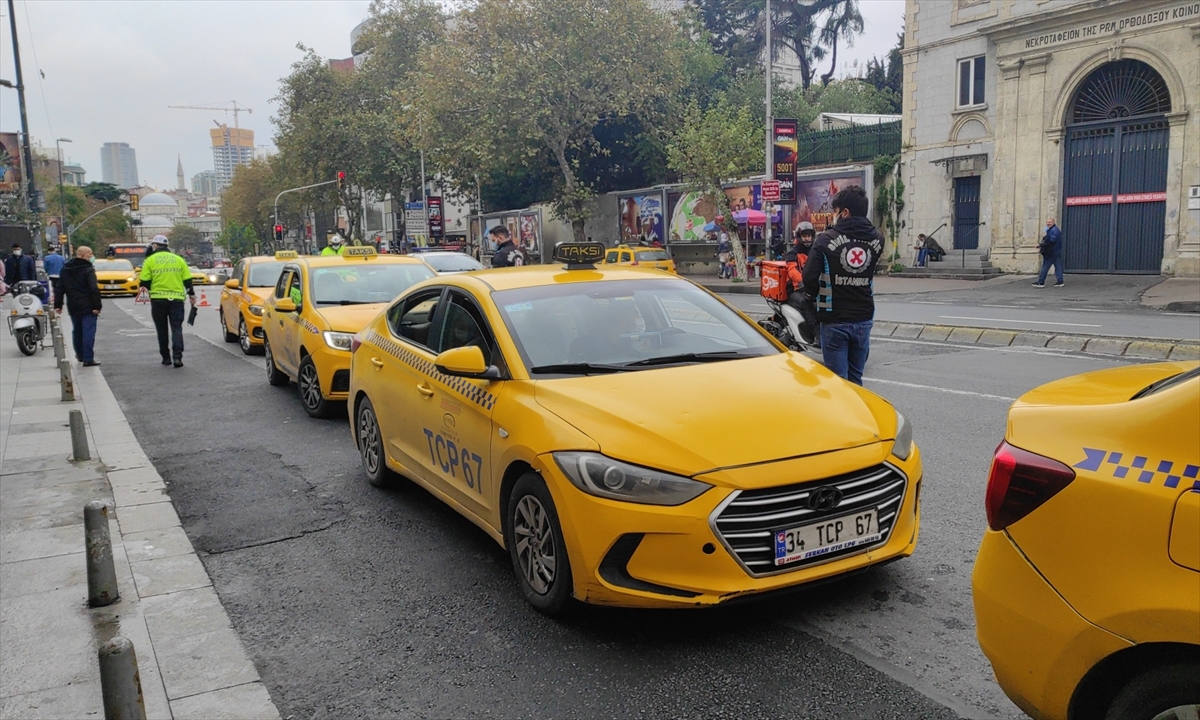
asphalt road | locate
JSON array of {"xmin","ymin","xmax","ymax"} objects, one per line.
[{"xmin": 92, "ymin": 297, "xmax": 1145, "ymax": 719}]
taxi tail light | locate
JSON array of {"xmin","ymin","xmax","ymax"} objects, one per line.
[{"xmin": 985, "ymin": 440, "xmax": 1075, "ymax": 531}]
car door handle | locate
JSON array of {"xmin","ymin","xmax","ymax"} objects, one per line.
[
  {"xmin": 416, "ymin": 382, "xmax": 435, "ymax": 398},
  {"xmin": 370, "ymin": 357, "xmax": 384, "ymax": 370}
]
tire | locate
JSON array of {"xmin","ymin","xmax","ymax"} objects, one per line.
[
  {"xmin": 356, "ymin": 397, "xmax": 398, "ymax": 488},
  {"xmin": 15, "ymin": 328, "xmax": 37, "ymax": 356},
  {"xmin": 264, "ymin": 337, "xmax": 289, "ymax": 387},
  {"xmin": 297, "ymin": 354, "xmax": 332, "ymax": 418},
  {"xmin": 220, "ymin": 310, "xmax": 237, "ymax": 343},
  {"xmin": 1105, "ymin": 664, "xmax": 1200, "ymax": 720},
  {"xmin": 506, "ymin": 473, "xmax": 573, "ymax": 615},
  {"xmin": 238, "ymin": 316, "xmax": 262, "ymax": 355}
]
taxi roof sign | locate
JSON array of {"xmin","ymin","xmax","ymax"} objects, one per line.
[
  {"xmin": 342, "ymin": 246, "xmax": 377, "ymax": 258},
  {"xmin": 274, "ymin": 250, "xmax": 299, "ymax": 259},
  {"xmin": 553, "ymin": 242, "xmax": 605, "ymax": 268}
]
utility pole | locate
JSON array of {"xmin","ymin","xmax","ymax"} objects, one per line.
[
  {"xmin": 763, "ymin": 0, "xmax": 773, "ymax": 255},
  {"xmin": 7, "ymin": 0, "xmax": 41, "ymax": 254},
  {"xmin": 56, "ymin": 138, "xmax": 71, "ymax": 250}
]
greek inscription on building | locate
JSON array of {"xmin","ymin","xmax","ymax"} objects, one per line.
[{"xmin": 1024, "ymin": 2, "xmax": 1200, "ymax": 49}]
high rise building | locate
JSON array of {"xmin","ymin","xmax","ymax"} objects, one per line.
[
  {"xmin": 210, "ymin": 125, "xmax": 254, "ymax": 190},
  {"xmin": 100, "ymin": 142, "xmax": 139, "ymax": 188},
  {"xmin": 192, "ymin": 171, "xmax": 220, "ymax": 197}
]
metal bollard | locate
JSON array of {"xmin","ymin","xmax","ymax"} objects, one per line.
[
  {"xmin": 98, "ymin": 636, "xmax": 146, "ymax": 720},
  {"xmin": 69, "ymin": 409, "xmax": 90, "ymax": 461},
  {"xmin": 84, "ymin": 500, "xmax": 119, "ymax": 606},
  {"xmin": 60, "ymin": 358, "xmax": 75, "ymax": 402}
]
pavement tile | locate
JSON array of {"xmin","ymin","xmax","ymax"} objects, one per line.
[
  {"xmin": 947, "ymin": 327, "xmax": 983, "ymax": 343},
  {"xmin": 0, "ymin": 523, "xmax": 84, "ymax": 563},
  {"xmin": 871, "ymin": 321, "xmax": 898, "ymax": 336},
  {"xmin": 891, "ymin": 323, "xmax": 925, "ymax": 339},
  {"xmin": 13, "ymin": 385, "xmax": 65, "ymax": 402},
  {"xmin": 1169, "ymin": 344, "xmax": 1200, "ymax": 361},
  {"xmin": 1010, "ymin": 332, "xmax": 1053, "ymax": 348},
  {"xmin": 111, "ymin": 482, "xmax": 170, "ymax": 508},
  {"xmin": 977, "ymin": 330, "xmax": 1017, "ymax": 346},
  {"xmin": 4, "ymin": 420, "xmax": 71, "ymax": 435},
  {"xmin": 142, "ymin": 586, "xmax": 233, "ymax": 643},
  {"xmin": 155, "ymin": 627, "xmax": 260, "ymax": 700},
  {"xmin": 123, "ymin": 527, "xmax": 197, "ymax": 563},
  {"xmin": 0, "ymin": 477, "xmax": 108, "ymax": 522},
  {"xmin": 4, "ymin": 404, "xmax": 80, "ymax": 425},
  {"xmin": 97, "ymin": 441, "xmax": 151, "ymax": 471},
  {"xmin": 0, "ymin": 457, "xmax": 98, "ymax": 479},
  {"xmin": 0, "ymin": 681, "xmax": 103, "ymax": 719},
  {"xmin": 130, "ymin": 553, "xmax": 212, "ymax": 598},
  {"xmin": 106, "ymin": 466, "xmax": 165, "ymax": 489},
  {"xmin": 0, "ymin": 551, "xmax": 86, "ymax": 600},
  {"xmin": 0, "ymin": 586, "xmax": 94, "ymax": 697},
  {"xmin": 1046, "ymin": 335, "xmax": 1087, "ymax": 351},
  {"xmin": 116, "ymin": 502, "xmax": 181, "ymax": 535},
  {"xmin": 1123, "ymin": 340, "xmax": 1174, "ymax": 360},
  {"xmin": 170, "ymin": 682, "xmax": 280, "ymax": 720},
  {"xmin": 1084, "ymin": 338, "xmax": 1131, "ymax": 356},
  {"xmin": 3, "ymin": 431, "xmax": 74, "ymax": 459},
  {"xmin": 917, "ymin": 325, "xmax": 954, "ymax": 341}
]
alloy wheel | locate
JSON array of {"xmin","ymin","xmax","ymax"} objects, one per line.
[
  {"xmin": 358, "ymin": 404, "xmax": 381, "ymax": 475},
  {"xmin": 239, "ymin": 317, "xmax": 251, "ymax": 352},
  {"xmin": 512, "ymin": 495, "xmax": 556, "ymax": 595},
  {"xmin": 299, "ymin": 362, "xmax": 322, "ymax": 410}
]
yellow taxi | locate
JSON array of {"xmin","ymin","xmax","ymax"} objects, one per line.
[
  {"xmin": 348, "ymin": 242, "xmax": 920, "ymax": 614},
  {"xmin": 219, "ymin": 251, "xmax": 295, "ymax": 356},
  {"xmin": 93, "ymin": 258, "xmax": 140, "ymax": 297},
  {"xmin": 603, "ymin": 244, "xmax": 676, "ymax": 273},
  {"xmin": 187, "ymin": 266, "xmax": 212, "ymax": 285},
  {"xmin": 262, "ymin": 246, "xmax": 435, "ymax": 418},
  {"xmin": 972, "ymin": 361, "xmax": 1199, "ymax": 720}
]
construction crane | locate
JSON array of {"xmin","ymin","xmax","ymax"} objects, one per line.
[{"xmin": 167, "ymin": 101, "xmax": 253, "ymax": 129}]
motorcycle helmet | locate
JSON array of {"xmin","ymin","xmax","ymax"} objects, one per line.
[
  {"xmin": 329, "ymin": 234, "xmax": 345, "ymax": 247},
  {"xmin": 796, "ymin": 222, "xmax": 815, "ymax": 236}
]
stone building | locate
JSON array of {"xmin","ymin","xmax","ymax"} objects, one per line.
[{"xmin": 900, "ymin": 0, "xmax": 1199, "ymax": 276}]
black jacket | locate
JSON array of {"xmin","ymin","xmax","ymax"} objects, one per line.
[
  {"xmin": 801, "ymin": 216, "xmax": 885, "ymax": 324},
  {"xmin": 4, "ymin": 253, "xmax": 36, "ymax": 285},
  {"xmin": 53, "ymin": 257, "xmax": 103, "ymax": 316},
  {"xmin": 492, "ymin": 241, "xmax": 524, "ymax": 268}
]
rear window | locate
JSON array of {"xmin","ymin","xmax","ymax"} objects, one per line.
[
  {"xmin": 247, "ymin": 261, "xmax": 287, "ymax": 287},
  {"xmin": 422, "ymin": 253, "xmax": 484, "ymax": 273},
  {"xmin": 1131, "ymin": 366, "xmax": 1200, "ymax": 400},
  {"xmin": 94, "ymin": 260, "xmax": 133, "ymax": 272},
  {"xmin": 635, "ymin": 250, "xmax": 670, "ymax": 261}
]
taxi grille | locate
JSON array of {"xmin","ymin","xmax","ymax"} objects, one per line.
[{"xmin": 711, "ymin": 463, "xmax": 907, "ymax": 576}]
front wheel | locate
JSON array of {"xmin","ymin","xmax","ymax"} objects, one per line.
[
  {"xmin": 506, "ymin": 473, "xmax": 573, "ymax": 616},
  {"xmin": 238, "ymin": 316, "xmax": 261, "ymax": 355},
  {"xmin": 15, "ymin": 328, "xmax": 37, "ymax": 356},
  {"xmin": 220, "ymin": 310, "xmax": 237, "ymax": 343},
  {"xmin": 356, "ymin": 397, "xmax": 398, "ymax": 488},
  {"xmin": 264, "ymin": 338, "xmax": 289, "ymax": 387},
  {"xmin": 297, "ymin": 355, "xmax": 332, "ymax": 418}
]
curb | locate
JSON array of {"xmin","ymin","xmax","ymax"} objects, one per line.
[
  {"xmin": 870, "ymin": 321, "xmax": 1200, "ymax": 361},
  {"xmin": 1165, "ymin": 300, "xmax": 1200, "ymax": 313}
]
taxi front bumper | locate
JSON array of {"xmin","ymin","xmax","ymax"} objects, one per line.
[
  {"xmin": 242, "ymin": 309, "xmax": 266, "ymax": 345},
  {"xmin": 541, "ymin": 450, "xmax": 922, "ymax": 608},
  {"xmin": 972, "ymin": 530, "xmax": 1131, "ymax": 720},
  {"xmin": 99, "ymin": 279, "xmax": 139, "ymax": 296},
  {"xmin": 310, "ymin": 346, "xmax": 352, "ymax": 400}
]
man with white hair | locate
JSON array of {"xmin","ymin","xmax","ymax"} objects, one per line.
[{"xmin": 139, "ymin": 234, "xmax": 195, "ymax": 367}]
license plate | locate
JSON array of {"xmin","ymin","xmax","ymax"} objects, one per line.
[
  {"xmin": 774, "ymin": 509, "xmax": 881, "ymax": 566},
  {"xmin": 105, "ymin": 284, "xmax": 120, "ymax": 289}
]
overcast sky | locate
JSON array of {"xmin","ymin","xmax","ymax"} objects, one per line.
[{"xmin": 1, "ymin": 0, "xmax": 903, "ymax": 193}]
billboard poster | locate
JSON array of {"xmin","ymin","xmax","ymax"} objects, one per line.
[
  {"xmin": 427, "ymin": 196, "xmax": 444, "ymax": 239},
  {"xmin": 773, "ymin": 119, "xmax": 799, "ymax": 202},
  {"xmin": 667, "ymin": 190, "xmax": 720, "ymax": 244},
  {"xmin": 482, "ymin": 217, "xmax": 503, "ymax": 253},
  {"xmin": 793, "ymin": 172, "xmax": 865, "ymax": 234},
  {"xmin": 469, "ymin": 218, "xmax": 481, "ymax": 247},
  {"xmin": 723, "ymin": 184, "xmax": 763, "ymax": 213},
  {"xmin": 519, "ymin": 212, "xmax": 541, "ymax": 255},
  {"xmin": 0, "ymin": 132, "xmax": 21, "ymax": 194},
  {"xmin": 618, "ymin": 193, "xmax": 664, "ymax": 244}
]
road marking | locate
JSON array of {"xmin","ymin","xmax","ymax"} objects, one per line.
[
  {"xmin": 938, "ymin": 315, "xmax": 1101, "ymax": 328},
  {"xmin": 980, "ymin": 304, "xmax": 1024, "ymax": 309},
  {"xmin": 749, "ymin": 303, "xmax": 769, "ymax": 309},
  {"xmin": 864, "ymin": 376, "xmax": 1016, "ymax": 402},
  {"xmin": 911, "ymin": 301, "xmax": 951, "ymax": 305}
]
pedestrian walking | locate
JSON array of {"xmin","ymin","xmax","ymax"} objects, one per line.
[
  {"xmin": 53, "ymin": 245, "xmax": 103, "ymax": 366},
  {"xmin": 42, "ymin": 244, "xmax": 65, "ymax": 279},
  {"xmin": 490, "ymin": 227, "xmax": 524, "ymax": 268},
  {"xmin": 1034, "ymin": 217, "xmax": 1064, "ymax": 288},
  {"xmin": 4, "ymin": 243, "xmax": 35, "ymax": 288},
  {"xmin": 139, "ymin": 235, "xmax": 196, "ymax": 368},
  {"xmin": 801, "ymin": 185, "xmax": 886, "ymax": 386},
  {"xmin": 716, "ymin": 235, "xmax": 732, "ymax": 279}
]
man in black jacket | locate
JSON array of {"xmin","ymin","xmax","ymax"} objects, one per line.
[
  {"xmin": 801, "ymin": 185, "xmax": 885, "ymax": 385},
  {"xmin": 53, "ymin": 245, "xmax": 103, "ymax": 366},
  {"xmin": 490, "ymin": 227, "xmax": 524, "ymax": 268}
]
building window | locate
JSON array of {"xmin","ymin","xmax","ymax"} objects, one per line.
[{"xmin": 958, "ymin": 56, "xmax": 986, "ymax": 107}]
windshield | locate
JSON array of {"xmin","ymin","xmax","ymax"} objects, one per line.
[
  {"xmin": 1132, "ymin": 366, "xmax": 1200, "ymax": 400},
  {"xmin": 310, "ymin": 263, "xmax": 435, "ymax": 305},
  {"xmin": 494, "ymin": 278, "xmax": 777, "ymax": 373},
  {"xmin": 94, "ymin": 260, "xmax": 133, "ymax": 272},
  {"xmin": 248, "ymin": 261, "xmax": 287, "ymax": 288},
  {"xmin": 635, "ymin": 250, "xmax": 670, "ymax": 261},
  {"xmin": 423, "ymin": 253, "xmax": 483, "ymax": 273}
]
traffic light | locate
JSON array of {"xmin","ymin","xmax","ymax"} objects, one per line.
[
  {"xmin": 274, "ymin": 224, "xmax": 284, "ymax": 241},
  {"xmin": 129, "ymin": 193, "xmax": 139, "ymax": 211},
  {"xmin": 337, "ymin": 171, "xmax": 346, "ymax": 191}
]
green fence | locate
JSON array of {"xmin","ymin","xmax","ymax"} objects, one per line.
[{"xmin": 796, "ymin": 120, "xmax": 901, "ymax": 169}]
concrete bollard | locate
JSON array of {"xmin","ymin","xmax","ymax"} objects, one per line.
[
  {"xmin": 84, "ymin": 500, "xmax": 119, "ymax": 607},
  {"xmin": 69, "ymin": 409, "xmax": 90, "ymax": 461},
  {"xmin": 98, "ymin": 636, "xmax": 146, "ymax": 720},
  {"xmin": 60, "ymin": 358, "xmax": 75, "ymax": 401},
  {"xmin": 51, "ymin": 320, "xmax": 66, "ymax": 361}
]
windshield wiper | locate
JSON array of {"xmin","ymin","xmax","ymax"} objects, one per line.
[
  {"xmin": 622, "ymin": 350, "xmax": 760, "ymax": 367},
  {"xmin": 529, "ymin": 362, "xmax": 631, "ymax": 375},
  {"xmin": 317, "ymin": 300, "xmax": 369, "ymax": 305}
]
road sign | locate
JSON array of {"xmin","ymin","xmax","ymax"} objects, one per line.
[{"xmin": 761, "ymin": 180, "xmax": 781, "ymax": 202}]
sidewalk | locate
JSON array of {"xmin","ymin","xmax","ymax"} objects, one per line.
[{"xmin": 0, "ymin": 323, "xmax": 278, "ymax": 719}]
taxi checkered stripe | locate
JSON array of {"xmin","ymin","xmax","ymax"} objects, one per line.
[
  {"xmin": 365, "ymin": 330, "xmax": 496, "ymax": 411},
  {"xmin": 1075, "ymin": 448, "xmax": 1199, "ymax": 490},
  {"xmin": 300, "ymin": 318, "xmax": 321, "ymax": 335}
]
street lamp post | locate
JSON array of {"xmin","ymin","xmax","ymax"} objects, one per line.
[{"xmin": 55, "ymin": 137, "xmax": 72, "ymax": 251}]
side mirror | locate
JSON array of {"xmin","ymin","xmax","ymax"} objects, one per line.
[
  {"xmin": 274, "ymin": 298, "xmax": 297, "ymax": 313},
  {"xmin": 224, "ymin": 279, "xmax": 239, "ymax": 290},
  {"xmin": 434, "ymin": 346, "xmax": 501, "ymax": 380}
]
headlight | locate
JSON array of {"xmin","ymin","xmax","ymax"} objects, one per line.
[
  {"xmin": 553, "ymin": 452, "xmax": 711, "ymax": 506},
  {"xmin": 125, "ymin": 276, "xmax": 135, "ymax": 283},
  {"xmin": 892, "ymin": 410, "xmax": 914, "ymax": 460},
  {"xmin": 208, "ymin": 274, "xmax": 218, "ymax": 283},
  {"xmin": 322, "ymin": 331, "xmax": 354, "ymax": 351},
  {"xmin": 248, "ymin": 304, "xmax": 264, "ymax": 317}
]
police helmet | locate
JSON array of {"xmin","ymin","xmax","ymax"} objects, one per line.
[{"xmin": 329, "ymin": 234, "xmax": 345, "ymax": 247}]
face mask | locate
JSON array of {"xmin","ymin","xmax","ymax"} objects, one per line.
[
  {"xmin": 12, "ymin": 249, "xmax": 20, "ymax": 256},
  {"xmin": 87, "ymin": 257, "xmax": 95, "ymax": 265}
]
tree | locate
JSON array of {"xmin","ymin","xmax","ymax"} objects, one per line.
[
  {"xmin": 221, "ymin": 157, "xmax": 282, "ymax": 252},
  {"xmin": 817, "ymin": 0, "xmax": 864, "ymax": 86},
  {"xmin": 864, "ymin": 30, "xmax": 904, "ymax": 113},
  {"xmin": 82, "ymin": 182, "xmax": 122, "ymax": 204},
  {"xmin": 412, "ymin": 0, "xmax": 686, "ymax": 241},
  {"xmin": 665, "ymin": 100, "xmax": 762, "ymax": 280},
  {"xmin": 168, "ymin": 223, "xmax": 203, "ymax": 256},
  {"xmin": 216, "ymin": 223, "xmax": 258, "ymax": 262}
]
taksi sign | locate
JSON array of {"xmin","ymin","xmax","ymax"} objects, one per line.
[{"xmin": 1023, "ymin": 2, "xmax": 1199, "ymax": 49}]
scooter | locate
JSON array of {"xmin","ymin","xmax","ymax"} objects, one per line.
[
  {"xmin": 757, "ymin": 260, "xmax": 819, "ymax": 353},
  {"xmin": 7, "ymin": 280, "xmax": 49, "ymax": 356}
]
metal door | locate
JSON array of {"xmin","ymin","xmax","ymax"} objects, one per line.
[{"xmin": 953, "ymin": 176, "xmax": 980, "ymax": 250}]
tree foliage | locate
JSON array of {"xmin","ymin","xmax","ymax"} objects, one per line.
[
  {"xmin": 222, "ymin": 157, "xmax": 283, "ymax": 251},
  {"xmin": 216, "ymin": 222, "xmax": 258, "ymax": 262},
  {"xmin": 168, "ymin": 223, "xmax": 204, "ymax": 255},
  {"xmin": 863, "ymin": 30, "xmax": 904, "ymax": 113},
  {"xmin": 82, "ymin": 182, "xmax": 122, "ymax": 204}
]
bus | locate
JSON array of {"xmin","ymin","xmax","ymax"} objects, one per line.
[{"xmin": 104, "ymin": 243, "xmax": 149, "ymax": 268}]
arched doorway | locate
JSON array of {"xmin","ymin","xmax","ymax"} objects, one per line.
[{"xmin": 1062, "ymin": 59, "xmax": 1171, "ymax": 273}]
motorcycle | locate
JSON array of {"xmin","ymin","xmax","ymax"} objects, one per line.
[
  {"xmin": 7, "ymin": 280, "xmax": 49, "ymax": 356},
  {"xmin": 757, "ymin": 260, "xmax": 820, "ymax": 353}
]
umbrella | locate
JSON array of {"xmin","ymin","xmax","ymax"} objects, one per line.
[
  {"xmin": 733, "ymin": 208, "xmax": 783, "ymax": 226},
  {"xmin": 702, "ymin": 221, "xmax": 719, "ymax": 232}
]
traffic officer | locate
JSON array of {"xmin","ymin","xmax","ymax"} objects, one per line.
[
  {"xmin": 139, "ymin": 234, "xmax": 195, "ymax": 368},
  {"xmin": 321, "ymin": 235, "xmax": 346, "ymax": 256},
  {"xmin": 490, "ymin": 227, "xmax": 523, "ymax": 268}
]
